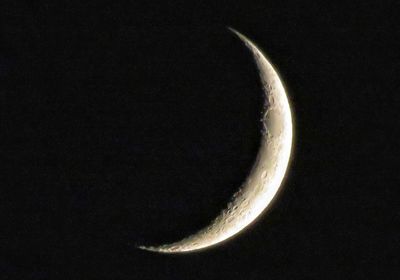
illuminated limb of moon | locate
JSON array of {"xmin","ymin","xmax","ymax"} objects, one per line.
[{"xmin": 139, "ymin": 28, "xmax": 293, "ymax": 253}]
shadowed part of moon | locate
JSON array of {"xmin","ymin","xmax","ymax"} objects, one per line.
[{"xmin": 139, "ymin": 28, "xmax": 293, "ymax": 253}]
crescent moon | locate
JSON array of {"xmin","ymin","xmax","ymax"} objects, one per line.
[{"xmin": 139, "ymin": 28, "xmax": 293, "ymax": 253}]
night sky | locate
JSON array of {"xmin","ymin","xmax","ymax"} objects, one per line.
[{"xmin": 1, "ymin": 1, "xmax": 398, "ymax": 279}]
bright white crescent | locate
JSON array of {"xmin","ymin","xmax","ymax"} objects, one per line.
[{"xmin": 139, "ymin": 28, "xmax": 293, "ymax": 253}]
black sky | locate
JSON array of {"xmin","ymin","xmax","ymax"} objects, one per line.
[{"xmin": 0, "ymin": 1, "xmax": 398, "ymax": 279}]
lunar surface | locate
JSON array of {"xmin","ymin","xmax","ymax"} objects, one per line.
[{"xmin": 139, "ymin": 28, "xmax": 293, "ymax": 253}]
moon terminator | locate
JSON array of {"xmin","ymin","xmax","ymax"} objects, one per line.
[{"xmin": 139, "ymin": 28, "xmax": 293, "ymax": 253}]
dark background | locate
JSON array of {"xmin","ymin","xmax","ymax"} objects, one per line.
[{"xmin": 0, "ymin": 1, "xmax": 398, "ymax": 279}]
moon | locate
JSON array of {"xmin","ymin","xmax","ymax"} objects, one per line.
[{"xmin": 139, "ymin": 28, "xmax": 293, "ymax": 253}]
